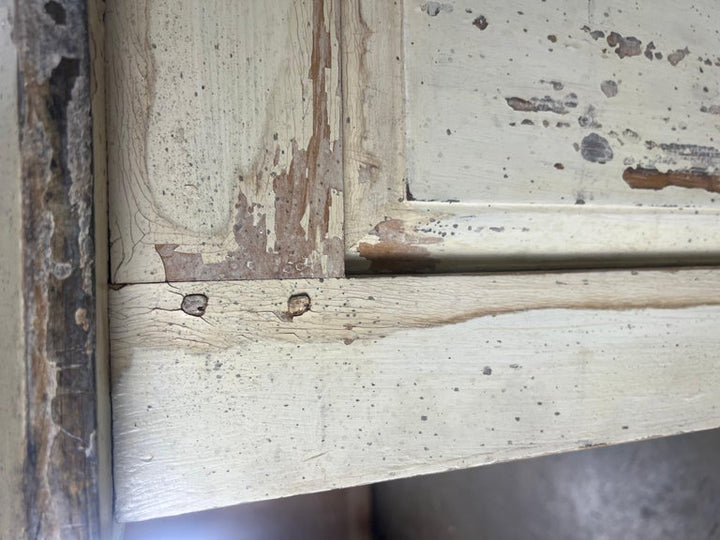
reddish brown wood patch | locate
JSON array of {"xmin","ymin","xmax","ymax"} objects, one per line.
[
  {"xmin": 357, "ymin": 219, "xmax": 441, "ymax": 273},
  {"xmin": 623, "ymin": 167, "xmax": 720, "ymax": 194}
]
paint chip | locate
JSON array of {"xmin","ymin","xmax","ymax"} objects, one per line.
[
  {"xmin": 667, "ymin": 47, "xmax": 690, "ymax": 66},
  {"xmin": 505, "ymin": 93, "xmax": 578, "ymax": 114},
  {"xmin": 623, "ymin": 167, "xmax": 720, "ymax": 194},
  {"xmin": 422, "ymin": 1, "xmax": 453, "ymax": 16},
  {"xmin": 606, "ymin": 32, "xmax": 642, "ymax": 59},
  {"xmin": 580, "ymin": 133, "xmax": 613, "ymax": 164},
  {"xmin": 601, "ymin": 80, "xmax": 618, "ymax": 98}
]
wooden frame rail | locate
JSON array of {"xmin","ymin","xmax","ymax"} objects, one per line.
[{"xmin": 111, "ymin": 268, "xmax": 720, "ymax": 520}]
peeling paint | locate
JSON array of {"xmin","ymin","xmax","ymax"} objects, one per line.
[
  {"xmin": 580, "ymin": 134, "xmax": 613, "ymax": 164},
  {"xmin": 422, "ymin": 2, "xmax": 453, "ymax": 17},
  {"xmin": 623, "ymin": 167, "xmax": 720, "ymax": 194},
  {"xmin": 644, "ymin": 41, "xmax": 656, "ymax": 60},
  {"xmin": 154, "ymin": 0, "xmax": 344, "ymax": 281},
  {"xmin": 578, "ymin": 105, "xmax": 602, "ymax": 128},
  {"xmin": 600, "ymin": 80, "xmax": 618, "ymax": 98},
  {"xmin": 644, "ymin": 141, "xmax": 720, "ymax": 169},
  {"xmin": 505, "ymin": 94, "xmax": 578, "ymax": 114},
  {"xmin": 667, "ymin": 47, "xmax": 690, "ymax": 66},
  {"xmin": 606, "ymin": 32, "xmax": 642, "ymax": 58}
]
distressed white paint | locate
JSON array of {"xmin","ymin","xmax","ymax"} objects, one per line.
[
  {"xmin": 111, "ymin": 269, "xmax": 720, "ymax": 521},
  {"xmin": 106, "ymin": 0, "xmax": 343, "ymax": 283},
  {"xmin": 344, "ymin": 0, "xmax": 720, "ymax": 273},
  {"xmin": 405, "ymin": 0, "xmax": 720, "ymax": 205}
]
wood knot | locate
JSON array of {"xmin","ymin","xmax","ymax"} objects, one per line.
[
  {"xmin": 181, "ymin": 294, "xmax": 208, "ymax": 317},
  {"xmin": 287, "ymin": 293, "xmax": 311, "ymax": 319}
]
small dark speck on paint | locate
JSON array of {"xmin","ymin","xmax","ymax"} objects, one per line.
[
  {"xmin": 421, "ymin": 415, "xmax": 428, "ymax": 421},
  {"xmin": 515, "ymin": 416, "xmax": 521, "ymax": 422},
  {"xmin": 473, "ymin": 15, "xmax": 489, "ymax": 30},
  {"xmin": 483, "ymin": 366, "xmax": 492, "ymax": 375},
  {"xmin": 622, "ymin": 425, "xmax": 629, "ymax": 429},
  {"xmin": 554, "ymin": 162, "xmax": 564, "ymax": 170},
  {"xmin": 547, "ymin": 34, "xmax": 557, "ymax": 43}
]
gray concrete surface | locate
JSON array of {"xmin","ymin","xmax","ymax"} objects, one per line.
[{"xmin": 373, "ymin": 428, "xmax": 720, "ymax": 540}]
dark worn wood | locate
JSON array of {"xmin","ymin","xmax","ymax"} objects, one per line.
[{"xmin": 15, "ymin": 0, "xmax": 101, "ymax": 537}]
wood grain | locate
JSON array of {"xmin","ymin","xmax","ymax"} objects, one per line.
[
  {"xmin": 111, "ymin": 268, "xmax": 720, "ymax": 521},
  {"xmin": 107, "ymin": 0, "xmax": 344, "ymax": 284},
  {"xmin": 342, "ymin": 0, "xmax": 406, "ymax": 249},
  {"xmin": 343, "ymin": 0, "xmax": 720, "ymax": 274},
  {"xmin": 14, "ymin": 0, "xmax": 106, "ymax": 537}
]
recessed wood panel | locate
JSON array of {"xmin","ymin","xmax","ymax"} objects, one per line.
[
  {"xmin": 343, "ymin": 0, "xmax": 720, "ymax": 273},
  {"xmin": 404, "ymin": 0, "xmax": 720, "ymax": 207}
]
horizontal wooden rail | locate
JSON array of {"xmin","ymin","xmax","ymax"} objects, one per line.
[{"xmin": 111, "ymin": 268, "xmax": 720, "ymax": 520}]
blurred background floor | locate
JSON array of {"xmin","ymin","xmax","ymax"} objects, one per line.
[{"xmin": 125, "ymin": 428, "xmax": 720, "ymax": 540}]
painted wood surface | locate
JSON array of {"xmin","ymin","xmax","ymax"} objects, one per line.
[
  {"xmin": 343, "ymin": 0, "xmax": 720, "ymax": 273},
  {"xmin": 89, "ymin": 0, "xmax": 119, "ymax": 536},
  {"xmin": 106, "ymin": 0, "xmax": 344, "ymax": 284},
  {"xmin": 12, "ymin": 0, "xmax": 109, "ymax": 537},
  {"xmin": 111, "ymin": 268, "xmax": 720, "ymax": 521},
  {"xmin": 405, "ymin": 0, "xmax": 720, "ymax": 205},
  {"xmin": 0, "ymin": 1, "xmax": 26, "ymax": 536}
]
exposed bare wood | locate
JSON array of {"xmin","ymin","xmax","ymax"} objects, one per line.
[
  {"xmin": 106, "ymin": 0, "xmax": 344, "ymax": 284},
  {"xmin": 111, "ymin": 268, "xmax": 720, "ymax": 521},
  {"xmin": 343, "ymin": 0, "xmax": 720, "ymax": 273},
  {"xmin": 14, "ymin": 0, "xmax": 106, "ymax": 537}
]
